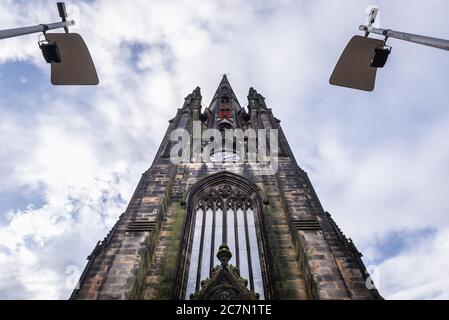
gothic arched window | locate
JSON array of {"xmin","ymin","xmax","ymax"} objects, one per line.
[{"xmin": 177, "ymin": 173, "xmax": 270, "ymax": 300}]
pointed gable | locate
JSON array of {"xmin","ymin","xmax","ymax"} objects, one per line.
[
  {"xmin": 190, "ymin": 245, "xmax": 259, "ymax": 300},
  {"xmin": 208, "ymin": 75, "xmax": 241, "ymax": 111}
]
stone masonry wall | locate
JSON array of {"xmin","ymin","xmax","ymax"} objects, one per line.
[{"xmin": 72, "ymin": 83, "xmax": 380, "ymax": 300}]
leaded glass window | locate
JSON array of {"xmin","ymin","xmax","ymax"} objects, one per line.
[{"xmin": 185, "ymin": 184, "xmax": 265, "ymax": 299}]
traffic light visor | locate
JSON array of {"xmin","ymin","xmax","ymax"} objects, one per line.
[
  {"xmin": 330, "ymin": 35, "xmax": 385, "ymax": 92},
  {"xmin": 45, "ymin": 33, "xmax": 99, "ymax": 85}
]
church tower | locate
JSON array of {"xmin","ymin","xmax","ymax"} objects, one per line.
[{"xmin": 71, "ymin": 76, "xmax": 381, "ymax": 300}]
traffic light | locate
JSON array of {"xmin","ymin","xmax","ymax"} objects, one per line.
[
  {"xmin": 0, "ymin": 2, "xmax": 99, "ymax": 85},
  {"xmin": 330, "ymin": 7, "xmax": 449, "ymax": 92}
]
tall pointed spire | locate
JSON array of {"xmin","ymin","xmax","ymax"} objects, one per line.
[{"xmin": 209, "ymin": 74, "xmax": 240, "ymax": 109}]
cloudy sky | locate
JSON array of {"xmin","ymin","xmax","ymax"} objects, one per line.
[{"xmin": 0, "ymin": 0, "xmax": 449, "ymax": 300}]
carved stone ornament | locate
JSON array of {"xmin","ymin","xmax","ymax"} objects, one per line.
[
  {"xmin": 194, "ymin": 184, "xmax": 253, "ymax": 211},
  {"xmin": 190, "ymin": 245, "xmax": 259, "ymax": 300}
]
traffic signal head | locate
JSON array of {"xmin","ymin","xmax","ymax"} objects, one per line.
[
  {"xmin": 330, "ymin": 35, "xmax": 389, "ymax": 92},
  {"xmin": 43, "ymin": 33, "xmax": 99, "ymax": 85}
]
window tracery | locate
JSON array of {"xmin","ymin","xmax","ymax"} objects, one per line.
[{"xmin": 185, "ymin": 183, "xmax": 265, "ymax": 299}]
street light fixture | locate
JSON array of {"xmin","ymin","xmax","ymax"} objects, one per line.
[
  {"xmin": 0, "ymin": 2, "xmax": 99, "ymax": 85},
  {"xmin": 330, "ymin": 7, "xmax": 449, "ymax": 92}
]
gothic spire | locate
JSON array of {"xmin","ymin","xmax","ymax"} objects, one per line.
[{"xmin": 209, "ymin": 75, "xmax": 241, "ymax": 110}]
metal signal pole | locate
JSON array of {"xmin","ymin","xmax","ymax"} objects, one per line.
[
  {"xmin": 359, "ymin": 25, "xmax": 449, "ymax": 51},
  {"xmin": 0, "ymin": 3, "xmax": 74, "ymax": 40}
]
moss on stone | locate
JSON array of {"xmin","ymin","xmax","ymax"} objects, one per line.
[
  {"xmin": 150, "ymin": 202, "xmax": 186, "ymax": 299},
  {"xmin": 127, "ymin": 225, "xmax": 160, "ymax": 299}
]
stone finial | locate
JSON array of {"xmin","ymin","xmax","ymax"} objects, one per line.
[
  {"xmin": 193, "ymin": 86, "xmax": 201, "ymax": 98},
  {"xmin": 216, "ymin": 244, "xmax": 232, "ymax": 267},
  {"xmin": 248, "ymin": 87, "xmax": 257, "ymax": 97}
]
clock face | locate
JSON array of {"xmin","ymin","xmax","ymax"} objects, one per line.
[{"xmin": 210, "ymin": 151, "xmax": 240, "ymax": 163}]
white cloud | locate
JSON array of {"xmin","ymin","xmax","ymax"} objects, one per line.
[
  {"xmin": 374, "ymin": 227, "xmax": 449, "ymax": 299},
  {"xmin": 0, "ymin": 0, "xmax": 449, "ymax": 299}
]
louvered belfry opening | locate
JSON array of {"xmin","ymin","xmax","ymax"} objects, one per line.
[
  {"xmin": 218, "ymin": 96, "xmax": 232, "ymax": 118},
  {"xmin": 127, "ymin": 220, "xmax": 156, "ymax": 232}
]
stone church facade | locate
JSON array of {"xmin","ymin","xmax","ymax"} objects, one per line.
[{"xmin": 70, "ymin": 76, "xmax": 381, "ymax": 300}]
